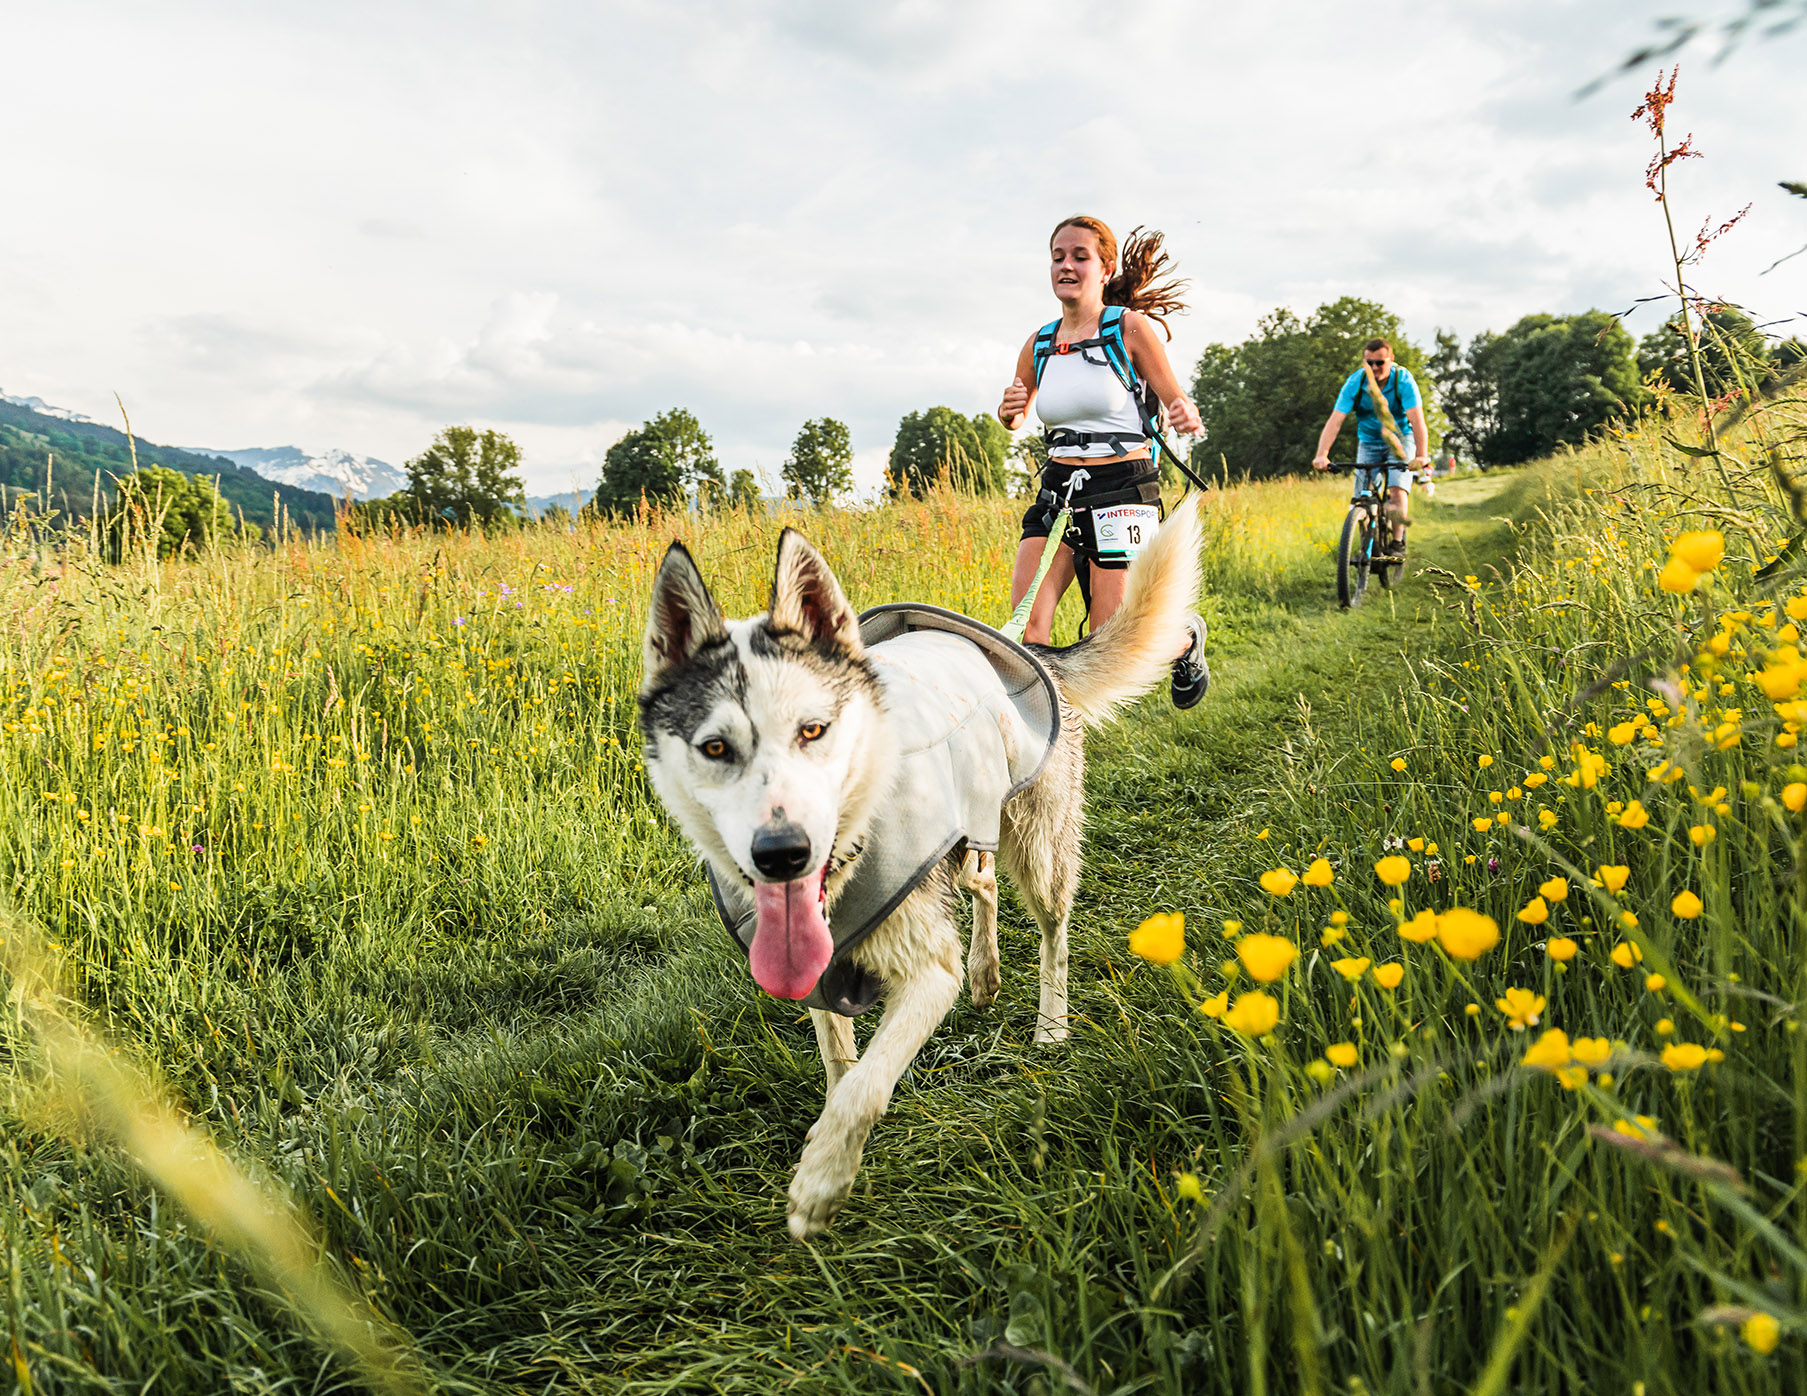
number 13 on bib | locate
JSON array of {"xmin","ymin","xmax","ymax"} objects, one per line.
[{"xmin": 1091, "ymin": 503, "xmax": 1160, "ymax": 564}]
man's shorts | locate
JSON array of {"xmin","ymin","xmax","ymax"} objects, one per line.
[
  {"xmin": 1355, "ymin": 444, "xmax": 1414, "ymax": 493},
  {"xmin": 1020, "ymin": 458, "xmax": 1163, "ymax": 570}
]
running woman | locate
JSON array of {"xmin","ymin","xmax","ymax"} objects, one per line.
[{"xmin": 997, "ymin": 216, "xmax": 1209, "ymax": 708}]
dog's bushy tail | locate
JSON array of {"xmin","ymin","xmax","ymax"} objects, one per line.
[{"xmin": 1041, "ymin": 494, "xmax": 1203, "ymax": 727}]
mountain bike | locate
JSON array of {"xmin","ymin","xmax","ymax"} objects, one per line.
[{"xmin": 1326, "ymin": 463, "xmax": 1406, "ymax": 609}]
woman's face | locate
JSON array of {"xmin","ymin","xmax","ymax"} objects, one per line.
[{"xmin": 1049, "ymin": 226, "xmax": 1110, "ymax": 306}]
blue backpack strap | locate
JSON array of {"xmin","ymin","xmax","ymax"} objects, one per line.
[
  {"xmin": 1031, "ymin": 319, "xmax": 1062, "ymax": 387},
  {"xmin": 1097, "ymin": 305, "xmax": 1140, "ymax": 393}
]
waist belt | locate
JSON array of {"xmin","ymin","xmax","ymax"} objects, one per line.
[{"xmin": 1044, "ymin": 427, "xmax": 1149, "ymax": 457}]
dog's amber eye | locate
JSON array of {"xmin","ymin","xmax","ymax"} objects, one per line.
[
  {"xmin": 700, "ymin": 737, "xmax": 730, "ymax": 760},
  {"xmin": 798, "ymin": 721, "xmax": 826, "ymax": 744}
]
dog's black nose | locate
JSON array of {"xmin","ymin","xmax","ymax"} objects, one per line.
[{"xmin": 751, "ymin": 823, "xmax": 813, "ymax": 880}]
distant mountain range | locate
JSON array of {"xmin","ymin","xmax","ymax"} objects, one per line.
[
  {"xmin": 208, "ymin": 446, "xmax": 405, "ymax": 501},
  {"xmin": 0, "ymin": 390, "xmax": 339, "ymax": 531},
  {"xmin": 2, "ymin": 389, "xmax": 594, "ymax": 520}
]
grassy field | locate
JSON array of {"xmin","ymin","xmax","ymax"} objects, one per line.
[{"xmin": 5, "ymin": 397, "xmax": 1807, "ymax": 1392}]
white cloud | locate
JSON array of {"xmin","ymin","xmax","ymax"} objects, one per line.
[{"xmin": 0, "ymin": 1, "xmax": 1800, "ymax": 496}]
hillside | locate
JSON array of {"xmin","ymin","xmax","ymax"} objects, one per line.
[{"xmin": 0, "ymin": 398, "xmax": 339, "ymax": 531}]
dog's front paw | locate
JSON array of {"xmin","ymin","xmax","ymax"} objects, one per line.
[
  {"xmin": 1034, "ymin": 1019, "xmax": 1070, "ymax": 1045},
  {"xmin": 969, "ymin": 962, "xmax": 1001, "ymax": 1010},
  {"xmin": 787, "ymin": 1157, "xmax": 856, "ymax": 1240}
]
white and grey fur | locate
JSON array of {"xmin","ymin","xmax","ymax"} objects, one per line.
[{"xmin": 639, "ymin": 499, "xmax": 1202, "ymax": 1239}]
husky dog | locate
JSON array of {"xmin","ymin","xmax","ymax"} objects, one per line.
[{"xmin": 639, "ymin": 498, "xmax": 1201, "ymax": 1239}]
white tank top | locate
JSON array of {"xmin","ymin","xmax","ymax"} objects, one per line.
[{"xmin": 1035, "ymin": 342, "xmax": 1146, "ymax": 460}]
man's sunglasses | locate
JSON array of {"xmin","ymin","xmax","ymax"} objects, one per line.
[{"xmin": 1363, "ymin": 358, "xmax": 1389, "ymax": 369}]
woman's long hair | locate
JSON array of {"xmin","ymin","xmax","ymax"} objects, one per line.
[{"xmin": 1050, "ymin": 216, "xmax": 1189, "ymax": 339}]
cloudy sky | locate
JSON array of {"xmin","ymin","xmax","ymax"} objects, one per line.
[{"xmin": 4, "ymin": 1, "xmax": 1803, "ymax": 495}]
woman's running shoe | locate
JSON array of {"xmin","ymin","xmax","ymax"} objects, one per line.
[{"xmin": 1171, "ymin": 613, "xmax": 1210, "ymax": 710}]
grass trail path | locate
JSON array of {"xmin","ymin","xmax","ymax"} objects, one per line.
[{"xmin": 1067, "ymin": 470, "xmax": 1525, "ymax": 963}]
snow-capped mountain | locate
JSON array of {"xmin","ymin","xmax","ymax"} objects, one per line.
[
  {"xmin": 210, "ymin": 446, "xmax": 405, "ymax": 501},
  {"xmin": 1, "ymin": 390, "xmax": 96, "ymax": 424}
]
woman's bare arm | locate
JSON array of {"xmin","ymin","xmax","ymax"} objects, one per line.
[
  {"xmin": 997, "ymin": 334, "xmax": 1039, "ymax": 429},
  {"xmin": 1123, "ymin": 312, "xmax": 1202, "ymax": 435}
]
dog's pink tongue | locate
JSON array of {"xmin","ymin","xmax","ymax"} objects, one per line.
[{"xmin": 749, "ymin": 870, "xmax": 833, "ymax": 1000}]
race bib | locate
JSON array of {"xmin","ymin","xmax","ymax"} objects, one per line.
[{"xmin": 1091, "ymin": 503, "xmax": 1160, "ymax": 561}]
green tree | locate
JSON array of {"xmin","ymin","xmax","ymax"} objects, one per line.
[
  {"xmin": 727, "ymin": 468, "xmax": 764, "ymax": 512},
  {"xmin": 1638, "ymin": 305, "xmax": 1776, "ymax": 396},
  {"xmin": 103, "ymin": 466, "xmax": 262, "ymax": 559},
  {"xmin": 403, "ymin": 426, "xmax": 526, "ymax": 529},
  {"xmin": 781, "ymin": 417, "xmax": 854, "ymax": 505},
  {"xmin": 1486, "ymin": 312, "xmax": 1648, "ymax": 464},
  {"xmin": 885, "ymin": 408, "xmax": 1010, "ymax": 498},
  {"xmin": 593, "ymin": 409, "xmax": 724, "ymax": 515},
  {"xmin": 1187, "ymin": 297, "xmax": 1442, "ymax": 479},
  {"xmin": 538, "ymin": 502, "xmax": 574, "ymax": 529},
  {"xmin": 1429, "ymin": 327, "xmax": 1506, "ymax": 464}
]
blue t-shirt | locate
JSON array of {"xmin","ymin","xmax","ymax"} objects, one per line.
[{"xmin": 1334, "ymin": 365, "xmax": 1421, "ymax": 450}]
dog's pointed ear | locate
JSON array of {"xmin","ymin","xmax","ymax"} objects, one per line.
[
  {"xmin": 769, "ymin": 529, "xmax": 862, "ymax": 654},
  {"xmin": 643, "ymin": 542, "xmax": 728, "ymax": 686}
]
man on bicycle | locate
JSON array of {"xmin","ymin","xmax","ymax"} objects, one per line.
[{"xmin": 1310, "ymin": 338, "xmax": 1430, "ymax": 555}]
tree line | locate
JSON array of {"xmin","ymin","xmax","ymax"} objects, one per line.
[{"xmin": 353, "ymin": 293, "xmax": 1807, "ymax": 536}]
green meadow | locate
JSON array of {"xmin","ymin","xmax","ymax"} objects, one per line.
[{"xmin": 5, "ymin": 386, "xmax": 1807, "ymax": 1393}]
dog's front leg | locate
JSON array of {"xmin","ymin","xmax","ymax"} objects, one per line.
[
  {"xmin": 809, "ymin": 1009, "xmax": 858, "ymax": 1102},
  {"xmin": 958, "ymin": 850, "xmax": 1000, "ymax": 1009},
  {"xmin": 788, "ymin": 960, "xmax": 960, "ymax": 1240}
]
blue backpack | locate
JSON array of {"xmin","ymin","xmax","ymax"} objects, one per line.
[{"xmin": 1031, "ymin": 304, "xmax": 1161, "ymax": 457}]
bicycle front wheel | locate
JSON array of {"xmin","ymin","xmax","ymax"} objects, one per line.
[{"xmin": 1336, "ymin": 506, "xmax": 1371, "ymax": 609}]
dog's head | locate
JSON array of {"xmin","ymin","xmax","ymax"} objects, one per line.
[{"xmin": 638, "ymin": 529, "xmax": 884, "ymax": 1000}]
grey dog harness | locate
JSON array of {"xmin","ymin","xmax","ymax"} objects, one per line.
[{"xmin": 706, "ymin": 603, "xmax": 1062, "ymax": 1016}]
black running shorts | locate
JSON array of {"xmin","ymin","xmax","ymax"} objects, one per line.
[{"xmin": 1020, "ymin": 459, "xmax": 1164, "ymax": 570}]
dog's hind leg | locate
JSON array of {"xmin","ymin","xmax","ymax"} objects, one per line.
[
  {"xmin": 809, "ymin": 1009, "xmax": 858, "ymax": 1101},
  {"xmin": 999, "ymin": 716, "xmax": 1085, "ymax": 1045},
  {"xmin": 788, "ymin": 892, "xmax": 962, "ymax": 1240},
  {"xmin": 958, "ymin": 849, "xmax": 1000, "ymax": 1009}
]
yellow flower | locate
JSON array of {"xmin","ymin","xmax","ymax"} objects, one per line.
[
  {"xmin": 1495, "ymin": 987, "xmax": 1546, "ymax": 1030},
  {"xmin": 1655, "ymin": 1018, "xmax": 1674, "ymax": 1036},
  {"xmin": 1538, "ymin": 810, "xmax": 1559, "ymax": 831},
  {"xmin": 1374, "ymin": 855, "xmax": 1411, "ymax": 886},
  {"xmin": 1200, "ymin": 991, "xmax": 1228, "ymax": 1019},
  {"xmin": 1671, "ymin": 890, "xmax": 1703, "ymax": 919},
  {"xmin": 1617, "ymin": 800, "xmax": 1650, "ymax": 829},
  {"xmin": 1658, "ymin": 558, "xmax": 1700, "ymax": 593},
  {"xmin": 1302, "ymin": 857, "xmax": 1335, "ymax": 887},
  {"xmin": 1320, "ymin": 926, "xmax": 1346, "ymax": 946},
  {"xmin": 1610, "ymin": 942, "xmax": 1644, "ymax": 967},
  {"xmin": 1389, "ymin": 758, "xmax": 1407, "ymax": 772},
  {"xmin": 1175, "ymin": 1172, "xmax": 1205, "ymax": 1205},
  {"xmin": 1597, "ymin": 864, "xmax": 1630, "ymax": 893},
  {"xmin": 1689, "ymin": 824, "xmax": 1716, "ymax": 846},
  {"xmin": 1742, "ymin": 1313, "xmax": 1781, "ymax": 1355},
  {"xmin": 1613, "ymin": 1113, "xmax": 1659, "ymax": 1140},
  {"xmin": 1223, "ymin": 991, "xmax": 1280, "ymax": 1037},
  {"xmin": 1129, "ymin": 912, "xmax": 1186, "ymax": 965},
  {"xmin": 1521, "ymin": 1028, "xmax": 1571, "ymax": 1071},
  {"xmin": 1471, "ymin": 817, "xmax": 1493, "ymax": 832},
  {"xmin": 1607, "ymin": 721, "xmax": 1639, "ymax": 746},
  {"xmin": 1256, "ymin": 827, "xmax": 1271, "ymax": 840},
  {"xmin": 1465, "ymin": 1003, "xmax": 1481, "ymax": 1017},
  {"xmin": 1478, "ymin": 754, "xmax": 1495, "ymax": 769},
  {"xmin": 1539, "ymin": 876, "xmax": 1569, "ymax": 903},
  {"xmin": 1646, "ymin": 973, "xmax": 1667, "ymax": 992},
  {"xmin": 1259, "ymin": 867, "xmax": 1299, "ymax": 897},
  {"xmin": 1305, "ymin": 1059, "xmax": 1335, "ymax": 1084},
  {"xmin": 1545, "ymin": 937, "xmax": 1579, "ymax": 962},
  {"xmin": 1399, "ymin": 909, "xmax": 1438, "ymax": 943},
  {"xmin": 1407, "ymin": 837, "xmax": 1426, "ymax": 851},
  {"xmin": 1222, "ymin": 919, "xmax": 1243, "ymax": 938},
  {"xmin": 1372, "ymin": 962, "xmax": 1404, "ymax": 990},
  {"xmin": 1325, "ymin": 1042, "xmax": 1358, "ymax": 1068},
  {"xmin": 1572, "ymin": 1037, "xmax": 1613, "ymax": 1066},
  {"xmin": 1516, "ymin": 896, "xmax": 1550, "ymax": 926},
  {"xmin": 1331, "ymin": 956, "xmax": 1371, "ymax": 981},
  {"xmin": 1437, "ymin": 907, "xmax": 1501, "ymax": 960},
  {"xmin": 1661, "ymin": 1042, "xmax": 1709, "ymax": 1072},
  {"xmin": 1786, "ymin": 782, "xmax": 1807, "ymax": 813},
  {"xmin": 1237, "ymin": 933, "xmax": 1298, "ymax": 983},
  {"xmin": 1671, "ymin": 529, "xmax": 1725, "ymax": 573},
  {"xmin": 1524, "ymin": 772, "xmax": 1548, "ymax": 788},
  {"xmin": 1329, "ymin": 910, "xmax": 1349, "ymax": 926}
]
